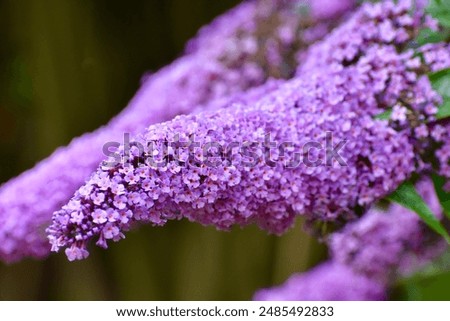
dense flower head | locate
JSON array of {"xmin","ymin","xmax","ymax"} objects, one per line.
[
  {"xmin": 0, "ymin": 0, "xmax": 352, "ymax": 263},
  {"xmin": 329, "ymin": 178, "xmax": 447, "ymax": 284},
  {"xmin": 184, "ymin": 1, "xmax": 258, "ymax": 55},
  {"xmin": 253, "ymin": 262, "xmax": 387, "ymax": 300},
  {"xmin": 297, "ymin": 0, "xmax": 422, "ymax": 73},
  {"xmin": 47, "ymin": 66, "xmax": 417, "ymax": 260},
  {"xmin": 420, "ymin": 43, "xmax": 450, "ymax": 73}
]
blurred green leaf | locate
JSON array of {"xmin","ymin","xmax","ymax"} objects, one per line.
[
  {"xmin": 427, "ymin": 0, "xmax": 450, "ymax": 28},
  {"xmin": 416, "ymin": 28, "xmax": 449, "ymax": 45},
  {"xmin": 417, "ymin": 269, "xmax": 450, "ymax": 300},
  {"xmin": 429, "ymin": 68, "xmax": 450, "ymax": 96},
  {"xmin": 393, "ymin": 251, "xmax": 450, "ymax": 300},
  {"xmin": 436, "ymin": 101, "xmax": 450, "ymax": 119},
  {"xmin": 374, "ymin": 109, "xmax": 392, "ymax": 120},
  {"xmin": 429, "ymin": 68, "xmax": 450, "ymax": 119},
  {"xmin": 432, "ymin": 174, "xmax": 450, "ymax": 220},
  {"xmin": 387, "ymin": 181, "xmax": 450, "ymax": 244}
]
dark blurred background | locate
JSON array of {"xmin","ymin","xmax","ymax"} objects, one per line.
[{"xmin": 0, "ymin": 0, "xmax": 448, "ymax": 300}]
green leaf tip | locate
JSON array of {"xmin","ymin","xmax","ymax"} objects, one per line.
[{"xmin": 432, "ymin": 174, "xmax": 450, "ymax": 220}]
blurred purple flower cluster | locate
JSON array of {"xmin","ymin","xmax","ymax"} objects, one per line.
[
  {"xmin": 254, "ymin": 262, "xmax": 387, "ymax": 301},
  {"xmin": 256, "ymin": 178, "xmax": 447, "ymax": 300}
]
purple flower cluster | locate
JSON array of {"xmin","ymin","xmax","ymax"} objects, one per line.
[
  {"xmin": 254, "ymin": 262, "xmax": 387, "ymax": 301},
  {"xmin": 298, "ymin": 0, "xmax": 421, "ymax": 73},
  {"xmin": 330, "ymin": 178, "xmax": 447, "ymax": 284},
  {"xmin": 0, "ymin": 0, "xmax": 351, "ymax": 263},
  {"xmin": 47, "ymin": 65, "xmax": 416, "ymax": 260},
  {"xmin": 296, "ymin": 0, "xmax": 450, "ymax": 167},
  {"xmin": 421, "ymin": 43, "xmax": 450, "ymax": 73}
]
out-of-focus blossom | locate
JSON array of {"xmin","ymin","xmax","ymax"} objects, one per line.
[
  {"xmin": 253, "ymin": 262, "xmax": 387, "ymax": 301},
  {"xmin": 308, "ymin": 0, "xmax": 355, "ymax": 20},
  {"xmin": 186, "ymin": 0, "xmax": 356, "ymax": 79},
  {"xmin": 329, "ymin": 178, "xmax": 448, "ymax": 284},
  {"xmin": 254, "ymin": 177, "xmax": 448, "ymax": 301}
]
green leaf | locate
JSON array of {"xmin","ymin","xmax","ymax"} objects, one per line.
[
  {"xmin": 416, "ymin": 28, "xmax": 448, "ymax": 45},
  {"xmin": 374, "ymin": 109, "xmax": 392, "ymax": 120},
  {"xmin": 429, "ymin": 69, "xmax": 450, "ymax": 119},
  {"xmin": 427, "ymin": 0, "xmax": 450, "ymax": 28},
  {"xmin": 432, "ymin": 174, "xmax": 450, "ymax": 220},
  {"xmin": 387, "ymin": 181, "xmax": 450, "ymax": 244},
  {"xmin": 430, "ymin": 68, "xmax": 450, "ymax": 97},
  {"xmin": 436, "ymin": 101, "xmax": 450, "ymax": 119}
]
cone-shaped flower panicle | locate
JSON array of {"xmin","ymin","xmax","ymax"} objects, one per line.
[
  {"xmin": 0, "ymin": 0, "xmax": 352, "ymax": 263},
  {"xmin": 48, "ymin": 66, "xmax": 417, "ymax": 260},
  {"xmin": 253, "ymin": 262, "xmax": 387, "ymax": 301}
]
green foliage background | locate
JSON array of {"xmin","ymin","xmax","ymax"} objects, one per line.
[{"xmin": 0, "ymin": 0, "xmax": 448, "ymax": 300}]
